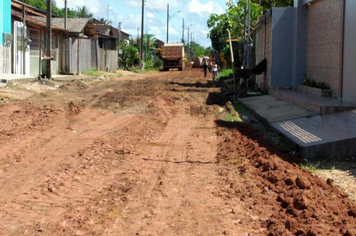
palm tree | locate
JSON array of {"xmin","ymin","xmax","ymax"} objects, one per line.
[
  {"xmin": 99, "ymin": 17, "xmax": 112, "ymax": 25},
  {"xmin": 144, "ymin": 34, "xmax": 157, "ymax": 61},
  {"xmin": 76, "ymin": 6, "xmax": 93, "ymax": 18}
]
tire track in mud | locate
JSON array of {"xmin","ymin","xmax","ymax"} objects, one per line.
[
  {"xmin": 109, "ymin": 96, "xmax": 251, "ymax": 235},
  {"xmin": 0, "ymin": 107, "xmax": 145, "ymax": 234}
]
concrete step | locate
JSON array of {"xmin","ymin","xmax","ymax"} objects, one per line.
[
  {"xmin": 271, "ymin": 110, "xmax": 356, "ymax": 158},
  {"xmin": 270, "ymin": 89, "xmax": 355, "ymax": 115}
]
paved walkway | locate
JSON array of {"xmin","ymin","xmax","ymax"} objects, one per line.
[
  {"xmin": 239, "ymin": 94, "xmax": 356, "ymax": 158},
  {"xmin": 271, "ymin": 110, "xmax": 356, "ymax": 158},
  {"xmin": 239, "ymin": 95, "xmax": 315, "ymax": 123},
  {"xmin": 270, "ymin": 89, "xmax": 355, "ymax": 115},
  {"xmin": 0, "ymin": 74, "xmax": 96, "ymax": 86}
]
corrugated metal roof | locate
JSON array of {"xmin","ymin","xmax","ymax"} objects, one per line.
[
  {"xmin": 51, "ymin": 18, "xmax": 90, "ymax": 33},
  {"xmin": 11, "ymin": 0, "xmax": 47, "ymax": 17},
  {"xmin": 32, "ymin": 17, "xmax": 97, "ymax": 36},
  {"xmin": 12, "ymin": 10, "xmax": 68, "ymax": 32},
  {"xmin": 94, "ymin": 24, "xmax": 112, "ymax": 37}
]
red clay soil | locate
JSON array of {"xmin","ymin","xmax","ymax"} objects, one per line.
[
  {"xmin": 216, "ymin": 121, "xmax": 356, "ymax": 235},
  {"xmin": 0, "ymin": 69, "xmax": 355, "ymax": 235}
]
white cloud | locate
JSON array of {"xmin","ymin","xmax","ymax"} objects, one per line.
[
  {"xmin": 188, "ymin": 0, "xmax": 213, "ymax": 16},
  {"xmin": 54, "ymin": 0, "xmax": 216, "ymax": 48},
  {"xmin": 125, "ymin": 0, "xmax": 180, "ymax": 11},
  {"xmin": 55, "ymin": 0, "xmax": 100, "ymax": 15}
]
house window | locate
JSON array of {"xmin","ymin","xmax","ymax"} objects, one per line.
[{"xmin": 29, "ymin": 28, "xmax": 40, "ymax": 56}]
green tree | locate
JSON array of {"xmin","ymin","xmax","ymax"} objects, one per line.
[
  {"xmin": 99, "ymin": 17, "xmax": 112, "ymax": 25},
  {"xmin": 53, "ymin": 7, "xmax": 76, "ymax": 18},
  {"xmin": 189, "ymin": 42, "xmax": 205, "ymax": 61},
  {"xmin": 20, "ymin": 0, "xmax": 46, "ymax": 10},
  {"xmin": 76, "ymin": 6, "xmax": 93, "ymax": 18},
  {"xmin": 207, "ymin": 0, "xmax": 262, "ymax": 52},
  {"xmin": 204, "ymin": 47, "xmax": 212, "ymax": 57},
  {"xmin": 19, "ymin": 0, "xmax": 77, "ymax": 18},
  {"xmin": 255, "ymin": 0, "xmax": 293, "ymax": 13},
  {"xmin": 121, "ymin": 42, "xmax": 140, "ymax": 69},
  {"xmin": 144, "ymin": 33, "xmax": 157, "ymax": 61}
]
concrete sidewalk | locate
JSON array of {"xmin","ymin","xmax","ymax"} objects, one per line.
[
  {"xmin": 239, "ymin": 95, "xmax": 315, "ymax": 123},
  {"xmin": 0, "ymin": 74, "xmax": 37, "ymax": 86},
  {"xmin": 239, "ymin": 95, "xmax": 356, "ymax": 158},
  {"xmin": 0, "ymin": 74, "xmax": 96, "ymax": 86}
]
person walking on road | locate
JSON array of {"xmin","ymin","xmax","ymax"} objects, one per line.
[
  {"xmin": 202, "ymin": 57, "xmax": 208, "ymax": 77},
  {"xmin": 211, "ymin": 60, "xmax": 218, "ymax": 86}
]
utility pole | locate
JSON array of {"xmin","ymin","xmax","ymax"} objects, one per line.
[
  {"xmin": 140, "ymin": 0, "xmax": 144, "ymax": 60},
  {"xmin": 247, "ymin": 0, "xmax": 250, "ymax": 69},
  {"xmin": 22, "ymin": 5, "xmax": 26, "ymax": 74},
  {"xmin": 118, "ymin": 22, "xmax": 121, "ymax": 69},
  {"xmin": 145, "ymin": 31, "xmax": 148, "ymax": 61},
  {"xmin": 191, "ymin": 32, "xmax": 193, "ymax": 61},
  {"xmin": 242, "ymin": 0, "xmax": 246, "ymax": 68},
  {"xmin": 187, "ymin": 26, "xmax": 190, "ymax": 62},
  {"xmin": 182, "ymin": 18, "xmax": 184, "ymax": 43},
  {"xmin": 46, "ymin": 0, "xmax": 52, "ymax": 79},
  {"xmin": 166, "ymin": 4, "xmax": 169, "ymax": 43},
  {"xmin": 107, "ymin": 5, "xmax": 109, "ymax": 22},
  {"xmin": 64, "ymin": 0, "xmax": 67, "ymax": 29}
]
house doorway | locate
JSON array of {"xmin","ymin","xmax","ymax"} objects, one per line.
[{"xmin": 13, "ymin": 21, "xmax": 30, "ymax": 75}]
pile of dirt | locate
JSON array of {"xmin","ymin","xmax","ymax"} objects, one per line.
[
  {"xmin": 60, "ymin": 80, "xmax": 89, "ymax": 91},
  {"xmin": 216, "ymin": 121, "xmax": 356, "ymax": 235},
  {"xmin": 66, "ymin": 101, "xmax": 83, "ymax": 117},
  {"xmin": 0, "ymin": 102, "xmax": 60, "ymax": 141}
]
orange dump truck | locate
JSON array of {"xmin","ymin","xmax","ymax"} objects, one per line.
[{"xmin": 162, "ymin": 43, "xmax": 185, "ymax": 71}]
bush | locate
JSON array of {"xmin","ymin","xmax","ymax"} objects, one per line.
[
  {"xmin": 216, "ymin": 69, "xmax": 233, "ymax": 81},
  {"xmin": 156, "ymin": 48, "xmax": 162, "ymax": 59},
  {"xmin": 121, "ymin": 42, "xmax": 140, "ymax": 69},
  {"xmin": 143, "ymin": 57, "xmax": 163, "ymax": 71},
  {"xmin": 144, "ymin": 60, "xmax": 156, "ymax": 71},
  {"xmin": 303, "ymin": 76, "xmax": 330, "ymax": 89},
  {"xmin": 153, "ymin": 57, "xmax": 163, "ymax": 69}
]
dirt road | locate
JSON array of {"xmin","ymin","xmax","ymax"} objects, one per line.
[{"xmin": 0, "ymin": 69, "xmax": 355, "ymax": 235}]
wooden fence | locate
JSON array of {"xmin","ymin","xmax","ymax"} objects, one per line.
[
  {"xmin": 60, "ymin": 37, "xmax": 117, "ymax": 74},
  {"xmin": 99, "ymin": 48, "xmax": 117, "ymax": 72},
  {"xmin": 0, "ymin": 45, "xmax": 11, "ymax": 74}
]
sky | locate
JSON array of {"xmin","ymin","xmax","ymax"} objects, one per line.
[{"xmin": 55, "ymin": 0, "xmax": 229, "ymax": 48}]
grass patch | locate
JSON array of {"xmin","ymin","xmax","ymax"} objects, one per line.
[
  {"xmin": 234, "ymin": 103, "xmax": 248, "ymax": 114},
  {"xmin": 223, "ymin": 101, "xmax": 248, "ymax": 123},
  {"xmin": 250, "ymin": 123, "xmax": 267, "ymax": 135},
  {"xmin": 226, "ymin": 113, "xmax": 243, "ymax": 122},
  {"xmin": 300, "ymin": 162, "xmax": 320, "ymax": 174},
  {"xmin": 82, "ymin": 69, "xmax": 101, "ymax": 77},
  {"xmin": 216, "ymin": 69, "xmax": 232, "ymax": 81},
  {"xmin": 82, "ymin": 69, "xmax": 121, "ymax": 78}
]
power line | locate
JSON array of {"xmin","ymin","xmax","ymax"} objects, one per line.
[{"xmin": 147, "ymin": 0, "xmax": 165, "ymax": 18}]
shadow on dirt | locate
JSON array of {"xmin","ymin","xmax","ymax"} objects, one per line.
[
  {"xmin": 206, "ymin": 92, "xmax": 232, "ymax": 105},
  {"xmin": 215, "ymin": 119, "xmax": 301, "ymax": 164},
  {"xmin": 142, "ymin": 158, "xmax": 217, "ymax": 165},
  {"xmin": 169, "ymin": 81, "xmax": 214, "ymax": 88}
]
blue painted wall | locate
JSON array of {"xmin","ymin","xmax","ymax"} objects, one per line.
[
  {"xmin": 270, "ymin": 8, "xmax": 296, "ymax": 88},
  {"xmin": 292, "ymin": 0, "xmax": 307, "ymax": 88},
  {"xmin": 0, "ymin": 0, "xmax": 12, "ymax": 45},
  {"xmin": 342, "ymin": 0, "xmax": 356, "ymax": 103}
]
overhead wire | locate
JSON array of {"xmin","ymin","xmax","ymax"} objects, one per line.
[{"xmin": 147, "ymin": 0, "xmax": 165, "ymax": 19}]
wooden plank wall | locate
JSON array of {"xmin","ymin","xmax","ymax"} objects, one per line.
[
  {"xmin": 61, "ymin": 37, "xmax": 117, "ymax": 74},
  {"xmin": 69, "ymin": 37, "xmax": 78, "ymax": 74},
  {"xmin": 78, "ymin": 39, "xmax": 92, "ymax": 73},
  {"xmin": 0, "ymin": 45, "xmax": 11, "ymax": 74},
  {"xmin": 99, "ymin": 48, "xmax": 117, "ymax": 72},
  {"xmin": 91, "ymin": 39, "xmax": 99, "ymax": 69}
]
